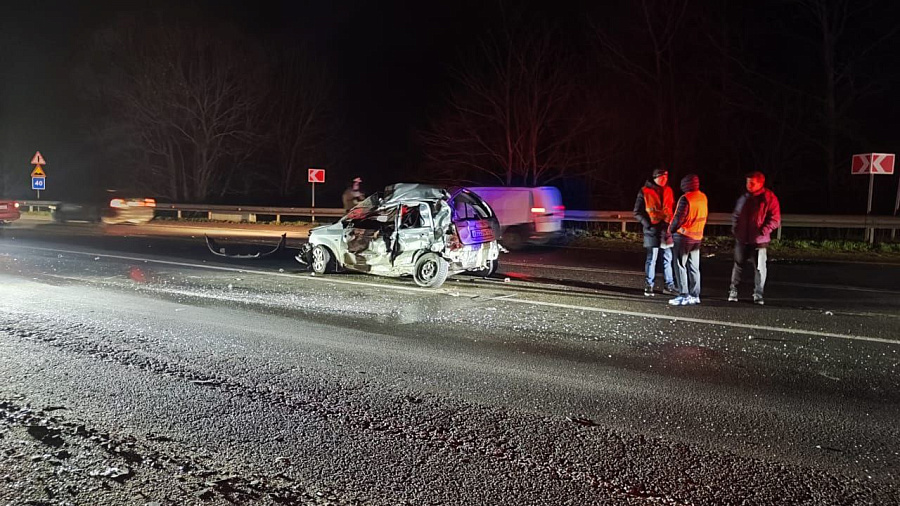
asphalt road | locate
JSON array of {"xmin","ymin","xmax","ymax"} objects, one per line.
[{"xmin": 1, "ymin": 220, "xmax": 898, "ymax": 505}]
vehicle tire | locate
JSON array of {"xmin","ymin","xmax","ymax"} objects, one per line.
[
  {"xmin": 469, "ymin": 258, "xmax": 498, "ymax": 277},
  {"xmin": 501, "ymin": 227, "xmax": 525, "ymax": 251},
  {"xmin": 413, "ymin": 252, "xmax": 450, "ymax": 288},
  {"xmin": 310, "ymin": 245, "xmax": 335, "ymax": 274}
]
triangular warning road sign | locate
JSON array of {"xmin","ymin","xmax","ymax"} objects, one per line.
[
  {"xmin": 31, "ymin": 151, "xmax": 46, "ymax": 165},
  {"xmin": 31, "ymin": 165, "xmax": 45, "ymax": 177}
]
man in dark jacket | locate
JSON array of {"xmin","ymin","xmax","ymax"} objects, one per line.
[
  {"xmin": 633, "ymin": 168, "xmax": 676, "ymax": 296},
  {"xmin": 729, "ymin": 171, "xmax": 781, "ymax": 305},
  {"xmin": 668, "ymin": 174, "xmax": 708, "ymax": 306}
]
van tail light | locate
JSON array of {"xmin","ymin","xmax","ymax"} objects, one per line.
[
  {"xmin": 13, "ymin": 202, "xmax": 20, "ymax": 208},
  {"xmin": 531, "ymin": 207, "xmax": 546, "ymax": 214},
  {"xmin": 554, "ymin": 205, "xmax": 565, "ymax": 211},
  {"xmin": 110, "ymin": 198, "xmax": 126, "ymax": 208},
  {"xmin": 144, "ymin": 198, "xmax": 156, "ymax": 207}
]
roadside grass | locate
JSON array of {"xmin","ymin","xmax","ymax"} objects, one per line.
[{"xmin": 563, "ymin": 229, "xmax": 900, "ymax": 262}]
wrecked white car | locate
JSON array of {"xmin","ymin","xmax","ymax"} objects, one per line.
[{"xmin": 296, "ymin": 184, "xmax": 500, "ymax": 288}]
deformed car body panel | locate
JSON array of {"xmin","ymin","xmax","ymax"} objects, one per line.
[{"xmin": 298, "ymin": 183, "xmax": 500, "ymax": 286}]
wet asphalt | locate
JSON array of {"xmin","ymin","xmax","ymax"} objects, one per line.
[{"xmin": 0, "ymin": 221, "xmax": 898, "ymax": 505}]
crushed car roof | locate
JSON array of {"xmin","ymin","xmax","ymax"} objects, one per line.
[{"xmin": 381, "ymin": 183, "xmax": 449, "ymax": 204}]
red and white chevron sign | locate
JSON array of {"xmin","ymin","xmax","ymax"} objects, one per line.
[{"xmin": 851, "ymin": 153, "xmax": 895, "ymax": 175}]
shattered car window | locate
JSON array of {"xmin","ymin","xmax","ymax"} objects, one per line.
[
  {"xmin": 350, "ymin": 206, "xmax": 398, "ymax": 230},
  {"xmin": 344, "ymin": 193, "xmax": 383, "ymax": 221},
  {"xmin": 452, "ymin": 191, "xmax": 493, "ymax": 221}
]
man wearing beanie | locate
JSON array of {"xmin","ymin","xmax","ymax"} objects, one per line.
[
  {"xmin": 729, "ymin": 171, "xmax": 781, "ymax": 305},
  {"xmin": 633, "ymin": 168, "xmax": 676, "ymax": 296},
  {"xmin": 667, "ymin": 174, "xmax": 708, "ymax": 306}
]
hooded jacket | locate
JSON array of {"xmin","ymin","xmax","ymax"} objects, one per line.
[
  {"xmin": 669, "ymin": 174, "xmax": 708, "ymax": 242},
  {"xmin": 633, "ymin": 180, "xmax": 674, "ymax": 248},
  {"xmin": 732, "ymin": 188, "xmax": 781, "ymax": 245}
]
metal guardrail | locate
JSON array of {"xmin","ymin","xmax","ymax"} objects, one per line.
[
  {"xmin": 16, "ymin": 201, "xmax": 900, "ymax": 239},
  {"xmin": 564, "ymin": 210, "xmax": 900, "ymax": 241}
]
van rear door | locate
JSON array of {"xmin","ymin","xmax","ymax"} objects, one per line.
[{"xmin": 531, "ymin": 187, "xmax": 564, "ymax": 233}]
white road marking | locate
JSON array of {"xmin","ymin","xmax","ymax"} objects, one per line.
[
  {"xmin": 8, "ymin": 244, "xmax": 898, "ymax": 346},
  {"xmin": 503, "ymin": 261, "xmax": 900, "ymax": 295},
  {"xmin": 508, "ymin": 299, "xmax": 897, "ymax": 345}
]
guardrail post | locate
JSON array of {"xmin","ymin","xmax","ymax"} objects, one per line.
[
  {"xmin": 620, "ymin": 221, "xmax": 626, "ymax": 233},
  {"xmin": 276, "ymin": 214, "xmax": 281, "ymax": 224},
  {"xmin": 208, "ymin": 211, "xmax": 212, "ymax": 220},
  {"xmin": 177, "ymin": 210, "xmax": 182, "ymax": 219},
  {"xmin": 777, "ymin": 225, "xmax": 782, "ymax": 241}
]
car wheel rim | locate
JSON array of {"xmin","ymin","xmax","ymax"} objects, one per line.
[
  {"xmin": 312, "ymin": 249, "xmax": 326, "ymax": 271},
  {"xmin": 420, "ymin": 260, "xmax": 436, "ymax": 281}
]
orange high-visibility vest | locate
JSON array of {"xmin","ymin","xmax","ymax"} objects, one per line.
[
  {"xmin": 641, "ymin": 186, "xmax": 674, "ymax": 224},
  {"xmin": 677, "ymin": 190, "xmax": 708, "ymax": 240}
]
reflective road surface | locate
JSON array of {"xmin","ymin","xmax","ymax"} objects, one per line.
[{"xmin": 0, "ymin": 221, "xmax": 898, "ymax": 505}]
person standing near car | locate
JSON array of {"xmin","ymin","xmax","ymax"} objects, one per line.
[
  {"xmin": 633, "ymin": 168, "xmax": 676, "ymax": 297},
  {"xmin": 342, "ymin": 177, "xmax": 365, "ymax": 212},
  {"xmin": 668, "ymin": 174, "xmax": 708, "ymax": 306},
  {"xmin": 728, "ymin": 171, "xmax": 781, "ymax": 305}
]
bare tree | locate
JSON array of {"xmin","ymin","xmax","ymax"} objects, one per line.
[
  {"xmin": 85, "ymin": 14, "xmax": 265, "ymax": 201},
  {"xmin": 592, "ymin": 0, "xmax": 690, "ymax": 169},
  {"xmin": 793, "ymin": 0, "xmax": 900, "ymax": 204},
  {"xmin": 263, "ymin": 46, "xmax": 338, "ymax": 198},
  {"xmin": 420, "ymin": 13, "xmax": 597, "ymax": 187}
]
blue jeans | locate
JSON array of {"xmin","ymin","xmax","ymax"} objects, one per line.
[
  {"xmin": 674, "ymin": 238, "xmax": 701, "ymax": 298},
  {"xmin": 644, "ymin": 247, "xmax": 674, "ymax": 288}
]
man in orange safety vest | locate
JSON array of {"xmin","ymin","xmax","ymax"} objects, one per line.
[
  {"xmin": 633, "ymin": 168, "xmax": 676, "ymax": 297},
  {"xmin": 667, "ymin": 174, "xmax": 708, "ymax": 306}
]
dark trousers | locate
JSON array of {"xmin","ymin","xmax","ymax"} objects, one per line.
[
  {"xmin": 673, "ymin": 237, "xmax": 701, "ymax": 298},
  {"xmin": 730, "ymin": 242, "xmax": 768, "ymax": 298}
]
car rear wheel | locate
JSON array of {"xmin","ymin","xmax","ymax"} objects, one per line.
[
  {"xmin": 469, "ymin": 258, "xmax": 498, "ymax": 277},
  {"xmin": 413, "ymin": 252, "xmax": 449, "ymax": 288},
  {"xmin": 311, "ymin": 245, "xmax": 334, "ymax": 274}
]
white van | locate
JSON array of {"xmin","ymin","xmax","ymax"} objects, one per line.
[{"xmin": 467, "ymin": 186, "xmax": 564, "ymax": 249}]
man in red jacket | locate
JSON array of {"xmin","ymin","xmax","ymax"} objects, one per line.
[{"xmin": 729, "ymin": 171, "xmax": 781, "ymax": 305}]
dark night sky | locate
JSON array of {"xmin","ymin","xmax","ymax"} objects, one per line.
[
  {"xmin": 0, "ymin": 0, "xmax": 512, "ymax": 199},
  {"xmin": 2, "ymin": 0, "xmax": 899, "ymax": 212}
]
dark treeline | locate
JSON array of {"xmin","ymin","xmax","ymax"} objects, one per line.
[
  {"xmin": 72, "ymin": 7, "xmax": 342, "ymax": 205},
  {"xmin": 3, "ymin": 1, "xmax": 898, "ymax": 213},
  {"xmin": 418, "ymin": 0, "xmax": 900, "ymax": 213}
]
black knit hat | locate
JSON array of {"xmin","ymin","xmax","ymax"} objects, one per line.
[
  {"xmin": 680, "ymin": 174, "xmax": 700, "ymax": 192},
  {"xmin": 652, "ymin": 168, "xmax": 668, "ymax": 178}
]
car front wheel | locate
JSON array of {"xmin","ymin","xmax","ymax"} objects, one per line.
[
  {"xmin": 311, "ymin": 245, "xmax": 334, "ymax": 274},
  {"xmin": 413, "ymin": 252, "xmax": 449, "ymax": 288}
]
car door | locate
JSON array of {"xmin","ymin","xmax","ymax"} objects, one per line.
[
  {"xmin": 394, "ymin": 203, "xmax": 434, "ymax": 262},
  {"xmin": 341, "ymin": 205, "xmax": 397, "ymax": 270}
]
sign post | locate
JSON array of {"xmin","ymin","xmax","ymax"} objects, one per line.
[
  {"xmin": 30, "ymin": 152, "xmax": 47, "ymax": 199},
  {"xmin": 851, "ymin": 153, "xmax": 895, "ymax": 243},
  {"xmin": 307, "ymin": 168, "xmax": 326, "ymax": 222}
]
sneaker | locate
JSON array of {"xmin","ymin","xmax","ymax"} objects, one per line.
[
  {"xmin": 727, "ymin": 289, "xmax": 738, "ymax": 302},
  {"xmin": 668, "ymin": 296, "xmax": 690, "ymax": 306},
  {"xmin": 644, "ymin": 284, "xmax": 655, "ymax": 297},
  {"xmin": 686, "ymin": 296, "xmax": 701, "ymax": 305},
  {"xmin": 753, "ymin": 295, "xmax": 765, "ymax": 305},
  {"xmin": 663, "ymin": 285, "xmax": 678, "ymax": 295}
]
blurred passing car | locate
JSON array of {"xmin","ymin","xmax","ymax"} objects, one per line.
[
  {"xmin": 296, "ymin": 183, "xmax": 501, "ymax": 288},
  {"xmin": 53, "ymin": 197, "xmax": 156, "ymax": 225},
  {"xmin": 0, "ymin": 200, "xmax": 21, "ymax": 224}
]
